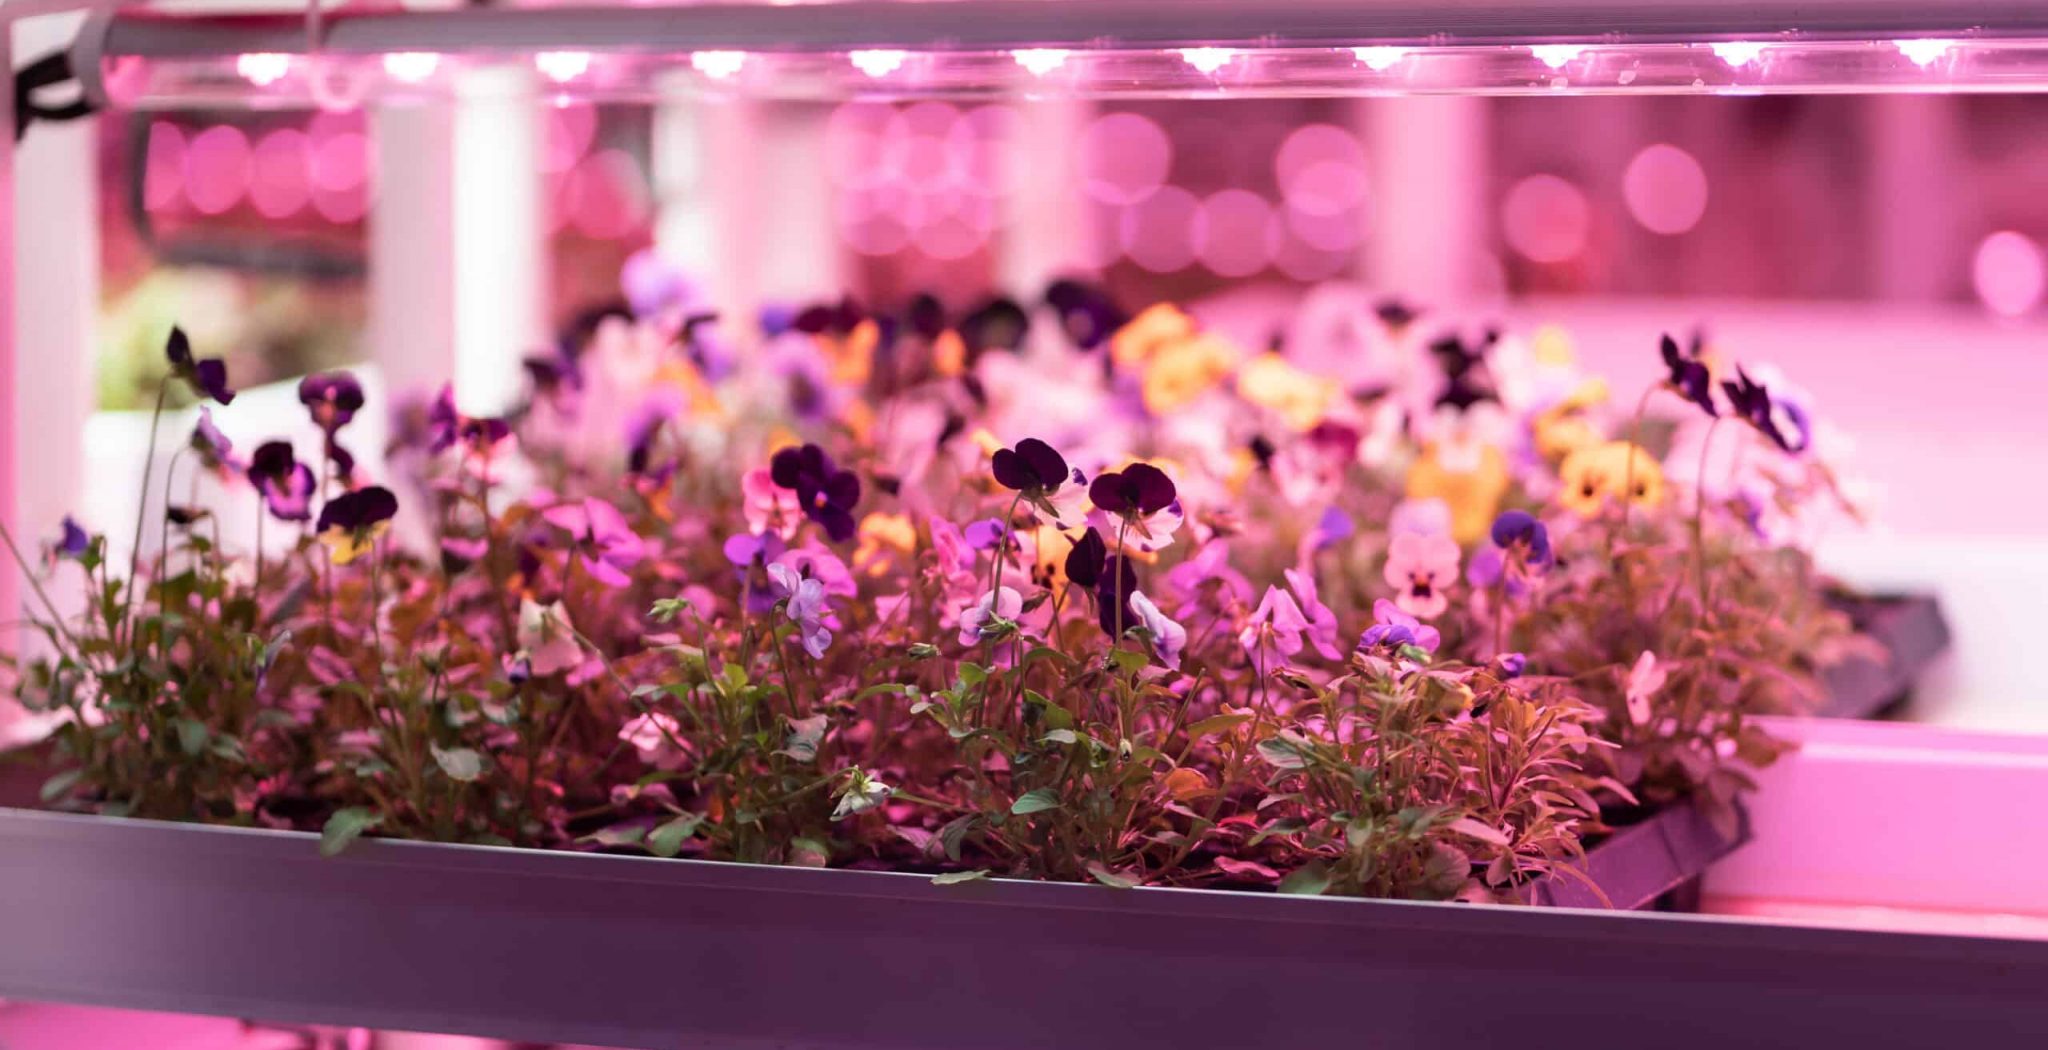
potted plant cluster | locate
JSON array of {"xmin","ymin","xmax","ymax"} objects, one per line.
[{"xmin": 0, "ymin": 263, "xmax": 1924, "ymax": 910}]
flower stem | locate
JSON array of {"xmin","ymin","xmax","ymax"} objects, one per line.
[{"xmin": 120, "ymin": 381, "xmax": 169, "ymax": 648}]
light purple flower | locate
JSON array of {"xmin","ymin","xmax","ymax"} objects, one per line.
[
  {"xmin": 958, "ymin": 586, "xmax": 1023, "ymax": 647},
  {"xmin": 1359, "ymin": 598, "xmax": 1441, "ymax": 655},
  {"xmin": 1240, "ymin": 585, "xmax": 1309, "ymax": 661},
  {"xmin": 963, "ymin": 517, "xmax": 1011, "ymax": 551},
  {"xmin": 1283, "ymin": 568, "xmax": 1344, "ymax": 660},
  {"xmin": 1127, "ymin": 590, "xmax": 1187, "ymax": 671},
  {"xmin": 768, "ymin": 562, "xmax": 833, "ymax": 658},
  {"xmin": 542, "ymin": 498, "xmax": 647, "ymax": 588},
  {"xmin": 1162, "ymin": 540, "xmax": 1252, "ymax": 617}
]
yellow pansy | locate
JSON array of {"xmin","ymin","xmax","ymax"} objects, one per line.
[
  {"xmin": 1029, "ymin": 524, "xmax": 1076, "ymax": 594},
  {"xmin": 815, "ymin": 318, "xmax": 879, "ymax": 386},
  {"xmin": 1558, "ymin": 440, "xmax": 1665, "ymax": 516},
  {"xmin": 319, "ymin": 520, "xmax": 388, "ymax": 566},
  {"xmin": 1237, "ymin": 353, "xmax": 1338, "ymax": 432},
  {"xmin": 1406, "ymin": 443, "xmax": 1511, "ymax": 545},
  {"xmin": 854, "ymin": 512, "xmax": 918, "ymax": 577},
  {"xmin": 1532, "ymin": 376, "xmax": 1611, "ymax": 462},
  {"xmin": 931, "ymin": 329, "xmax": 968, "ymax": 378},
  {"xmin": 1110, "ymin": 303, "xmax": 1196, "ymax": 369},
  {"xmin": 1141, "ymin": 333, "xmax": 1238, "ymax": 417}
]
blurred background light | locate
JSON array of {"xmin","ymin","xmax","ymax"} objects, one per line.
[
  {"xmin": 1501, "ymin": 173, "xmax": 1590, "ymax": 263},
  {"xmin": 1973, "ymin": 230, "xmax": 2046, "ymax": 317},
  {"xmin": 1622, "ymin": 143, "xmax": 1709, "ymax": 235}
]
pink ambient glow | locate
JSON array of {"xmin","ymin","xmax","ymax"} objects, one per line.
[
  {"xmin": 1012, "ymin": 49, "xmax": 1070, "ymax": 77},
  {"xmin": 912, "ymin": 191, "xmax": 995, "ymax": 260},
  {"xmin": 1285, "ymin": 200, "xmax": 1363, "ymax": 252},
  {"xmin": 183, "ymin": 125, "xmax": 253, "ymax": 216},
  {"xmin": 309, "ymin": 131, "xmax": 370, "ymax": 194},
  {"xmin": 142, "ymin": 122, "xmax": 186, "ymax": 212},
  {"xmin": 563, "ymin": 149, "xmax": 651, "ymax": 239},
  {"xmin": 824, "ymin": 103, "xmax": 898, "ymax": 190},
  {"xmin": 1530, "ymin": 45, "xmax": 1586, "ymax": 70},
  {"xmin": 1078, "ymin": 112, "xmax": 1172, "ymax": 206},
  {"xmin": 690, "ymin": 51, "xmax": 747, "ymax": 79},
  {"xmin": 1119, "ymin": 185, "xmax": 1201, "ymax": 273},
  {"xmin": 1275, "ymin": 123, "xmax": 1367, "ymax": 217},
  {"xmin": 1501, "ymin": 173, "xmax": 1590, "ymax": 263},
  {"xmin": 234, "ymin": 53, "xmax": 292, "ymax": 87},
  {"xmin": 1973, "ymin": 231, "xmax": 2047, "ymax": 318},
  {"xmin": 1194, "ymin": 189, "xmax": 1279, "ymax": 278},
  {"xmin": 543, "ymin": 102, "xmax": 598, "ymax": 175},
  {"xmin": 1622, "ymin": 143, "xmax": 1709, "ymax": 235},
  {"xmin": 383, "ymin": 52, "xmax": 441, "ymax": 83},
  {"xmin": 248, "ymin": 129, "xmax": 312, "ymax": 218},
  {"xmin": 836, "ymin": 184, "xmax": 915, "ymax": 256},
  {"xmin": 850, "ymin": 49, "xmax": 908, "ymax": 78},
  {"xmin": 534, "ymin": 51, "xmax": 592, "ymax": 84}
]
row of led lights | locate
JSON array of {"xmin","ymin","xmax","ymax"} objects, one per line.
[{"xmin": 229, "ymin": 38, "xmax": 1976, "ymax": 89}]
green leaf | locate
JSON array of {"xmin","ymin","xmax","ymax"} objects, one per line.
[
  {"xmin": 938, "ymin": 814, "xmax": 977, "ymax": 862},
  {"xmin": 1009, "ymin": 788, "xmax": 1061, "ymax": 815},
  {"xmin": 1108, "ymin": 647, "xmax": 1148, "ymax": 675},
  {"xmin": 174, "ymin": 718, "xmax": 209, "ymax": 757},
  {"xmin": 1256, "ymin": 736, "xmax": 1310, "ymax": 770},
  {"xmin": 956, "ymin": 662, "xmax": 988, "ymax": 688},
  {"xmin": 1039, "ymin": 728, "xmax": 1078, "ymax": 746},
  {"xmin": 320, "ymin": 807, "xmax": 383, "ymax": 857},
  {"xmin": 1184, "ymin": 713, "xmax": 1251, "ymax": 741},
  {"xmin": 1085, "ymin": 862, "xmax": 1138, "ymax": 889},
  {"xmin": 1445, "ymin": 816, "xmax": 1511, "ymax": 847},
  {"xmin": 581, "ymin": 824, "xmax": 649, "ymax": 848},
  {"xmin": 38, "ymin": 768, "xmax": 83, "ymax": 804},
  {"xmin": 931, "ymin": 869, "xmax": 990, "ymax": 886},
  {"xmin": 1278, "ymin": 862, "xmax": 1332, "ymax": 896},
  {"xmin": 647, "ymin": 814, "xmax": 705, "ymax": 858},
  {"xmin": 430, "ymin": 745, "xmax": 486, "ymax": 782}
]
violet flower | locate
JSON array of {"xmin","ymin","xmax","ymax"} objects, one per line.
[
  {"xmin": 1240, "ymin": 585, "xmax": 1309, "ymax": 661},
  {"xmin": 425, "ymin": 384, "xmax": 510, "ymax": 457},
  {"xmin": 957, "ymin": 585, "xmax": 1023, "ymax": 647},
  {"xmin": 1488, "ymin": 510, "xmax": 1553, "ymax": 568},
  {"xmin": 1283, "ymin": 568, "xmax": 1345, "ymax": 661},
  {"xmin": 190, "ymin": 408, "xmax": 238, "ymax": 476},
  {"xmin": 1045, "ymin": 279, "xmax": 1125, "ymax": 350},
  {"xmin": 724, "ymin": 531, "xmax": 788, "ymax": 615},
  {"xmin": 963, "ymin": 517, "xmax": 1011, "ymax": 551},
  {"xmin": 247, "ymin": 441, "xmax": 315, "ymax": 522},
  {"xmin": 315, "ymin": 486, "xmax": 398, "ymax": 565},
  {"xmin": 769, "ymin": 562, "xmax": 834, "ymax": 658},
  {"xmin": 1722, "ymin": 366, "xmax": 1811, "ymax": 454},
  {"xmin": 1127, "ymin": 590, "xmax": 1187, "ymax": 671},
  {"xmin": 1161, "ymin": 541, "xmax": 1252, "ymax": 617},
  {"xmin": 770, "ymin": 443, "xmax": 861, "ymax": 543},
  {"xmin": 1659, "ymin": 333, "xmax": 1719, "ymax": 419},
  {"xmin": 52, "ymin": 516, "xmax": 88, "ymax": 561},
  {"xmin": 165, "ymin": 326, "xmax": 236, "ymax": 405},
  {"xmin": 298, "ymin": 372, "xmax": 365, "ymax": 436},
  {"xmin": 517, "ymin": 598, "xmax": 585, "ymax": 678},
  {"xmin": 542, "ymin": 498, "xmax": 647, "ymax": 588},
  {"xmin": 1360, "ymin": 599, "xmax": 1441, "ymax": 655}
]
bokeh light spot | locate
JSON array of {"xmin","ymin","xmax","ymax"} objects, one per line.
[
  {"xmin": 1622, "ymin": 144, "xmax": 1709, "ymax": 235},
  {"xmin": 1501, "ymin": 174, "xmax": 1590, "ymax": 264},
  {"xmin": 1974, "ymin": 231, "xmax": 2046, "ymax": 318},
  {"xmin": 1078, "ymin": 112, "xmax": 1172, "ymax": 206}
]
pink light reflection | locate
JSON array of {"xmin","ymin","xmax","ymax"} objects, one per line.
[
  {"xmin": 1119, "ymin": 185, "xmax": 1201, "ymax": 273},
  {"xmin": 249, "ymin": 128, "xmax": 312, "ymax": 218},
  {"xmin": 1078, "ymin": 112, "xmax": 1172, "ymax": 206},
  {"xmin": 543, "ymin": 102, "xmax": 598, "ymax": 174},
  {"xmin": 824, "ymin": 103, "xmax": 899, "ymax": 189},
  {"xmin": 1194, "ymin": 189, "xmax": 1279, "ymax": 278},
  {"xmin": 563, "ymin": 149, "xmax": 651, "ymax": 240},
  {"xmin": 1501, "ymin": 174, "xmax": 1589, "ymax": 263},
  {"xmin": 534, "ymin": 51, "xmax": 592, "ymax": 84},
  {"xmin": 1275, "ymin": 123, "xmax": 1367, "ymax": 217},
  {"xmin": 1285, "ymin": 202, "xmax": 1362, "ymax": 252},
  {"xmin": 1973, "ymin": 231, "xmax": 2046, "ymax": 318},
  {"xmin": 309, "ymin": 131, "xmax": 370, "ymax": 194},
  {"xmin": 183, "ymin": 125, "xmax": 253, "ymax": 216},
  {"xmin": 142, "ymin": 122, "xmax": 187, "ymax": 213},
  {"xmin": 235, "ymin": 53, "xmax": 292, "ymax": 88},
  {"xmin": 383, "ymin": 52, "xmax": 441, "ymax": 84},
  {"xmin": 1622, "ymin": 143, "xmax": 1708, "ymax": 235}
]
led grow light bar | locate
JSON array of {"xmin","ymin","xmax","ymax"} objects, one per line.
[{"xmin": 69, "ymin": 0, "xmax": 2048, "ymax": 105}]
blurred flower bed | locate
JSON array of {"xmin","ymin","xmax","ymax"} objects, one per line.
[{"xmin": 3, "ymin": 258, "xmax": 1874, "ymax": 903}]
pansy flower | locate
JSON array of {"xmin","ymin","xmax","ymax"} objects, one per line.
[
  {"xmin": 164, "ymin": 326, "xmax": 236, "ymax": 405},
  {"xmin": 992, "ymin": 437, "xmax": 1085, "ymax": 525},
  {"xmin": 1064, "ymin": 526, "xmax": 1108, "ymax": 588},
  {"xmin": 1240, "ymin": 585, "xmax": 1309, "ymax": 662},
  {"xmin": 246, "ymin": 441, "xmax": 315, "ymax": 522},
  {"xmin": 298, "ymin": 372, "xmax": 365, "ymax": 436},
  {"xmin": 1283, "ymin": 568, "xmax": 1345, "ymax": 660},
  {"xmin": 315, "ymin": 485, "xmax": 398, "ymax": 565},
  {"xmin": 190, "ymin": 408, "xmax": 238, "ymax": 477},
  {"xmin": 1127, "ymin": 590, "xmax": 1187, "ymax": 671},
  {"xmin": 1721, "ymin": 366, "xmax": 1810, "ymax": 454},
  {"xmin": 768, "ymin": 562, "xmax": 834, "ymax": 658},
  {"xmin": 742, "ymin": 467, "xmax": 803, "ymax": 540},
  {"xmin": 1045, "ymin": 279, "xmax": 1125, "ymax": 350},
  {"xmin": 1624, "ymin": 651, "xmax": 1668, "ymax": 726},
  {"xmin": 541, "ymin": 497, "xmax": 647, "ymax": 587},
  {"xmin": 1557, "ymin": 440, "xmax": 1664, "ymax": 516},
  {"xmin": 1088, "ymin": 463, "xmax": 1180, "ymax": 544},
  {"xmin": 957, "ymin": 586, "xmax": 1023, "ymax": 647},
  {"xmin": 516, "ymin": 598, "xmax": 585, "ymax": 677},
  {"xmin": 619, "ymin": 711, "xmax": 689, "ymax": 772},
  {"xmin": 426, "ymin": 384, "xmax": 512, "ymax": 458},
  {"xmin": 1359, "ymin": 598, "xmax": 1441, "ymax": 654},
  {"xmin": 963, "ymin": 517, "xmax": 1011, "ymax": 551},
  {"xmin": 1093, "ymin": 554, "xmax": 1141, "ymax": 637},
  {"xmin": 770, "ymin": 443, "xmax": 862, "ymax": 543},
  {"xmin": 1659, "ymin": 332, "xmax": 1719, "ymax": 419},
  {"xmin": 1382, "ymin": 531, "xmax": 1460, "ymax": 619},
  {"xmin": 1161, "ymin": 540, "xmax": 1252, "ymax": 618},
  {"xmin": 50, "ymin": 516, "xmax": 89, "ymax": 563},
  {"xmin": 1488, "ymin": 510, "xmax": 1553, "ymax": 568}
]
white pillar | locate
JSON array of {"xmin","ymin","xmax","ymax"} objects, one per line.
[
  {"xmin": 1, "ymin": 15, "xmax": 20, "ymax": 711},
  {"xmin": 452, "ymin": 66, "xmax": 543, "ymax": 415},
  {"xmin": 652, "ymin": 87, "xmax": 758, "ymax": 324},
  {"xmin": 367, "ymin": 100, "xmax": 459, "ymax": 402},
  {"xmin": 1358, "ymin": 95, "xmax": 1490, "ymax": 306},
  {"xmin": 997, "ymin": 97, "xmax": 1093, "ymax": 291}
]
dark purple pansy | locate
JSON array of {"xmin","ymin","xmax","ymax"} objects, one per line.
[
  {"xmin": 959, "ymin": 297, "xmax": 1030, "ymax": 355},
  {"xmin": 1489, "ymin": 509, "xmax": 1553, "ymax": 567},
  {"xmin": 190, "ymin": 408, "xmax": 237, "ymax": 474},
  {"xmin": 1093, "ymin": 554, "xmax": 1140, "ymax": 636},
  {"xmin": 1659, "ymin": 333, "xmax": 1718, "ymax": 419},
  {"xmin": 991, "ymin": 438, "xmax": 1069, "ymax": 494},
  {"xmin": 164, "ymin": 326, "xmax": 236, "ymax": 405},
  {"xmin": 769, "ymin": 443, "xmax": 861, "ymax": 543},
  {"xmin": 1429, "ymin": 330, "xmax": 1498, "ymax": 410},
  {"xmin": 316, "ymin": 485, "xmax": 398, "ymax": 534},
  {"xmin": 1497, "ymin": 652, "xmax": 1527, "ymax": 678},
  {"xmin": 1088, "ymin": 463, "xmax": 1176, "ymax": 517},
  {"xmin": 793, "ymin": 296, "xmax": 866, "ymax": 338},
  {"xmin": 53, "ymin": 516, "xmax": 88, "ymax": 560},
  {"xmin": 1045, "ymin": 279, "xmax": 1125, "ymax": 350},
  {"xmin": 1065, "ymin": 527, "xmax": 1107, "ymax": 589},
  {"xmin": 246, "ymin": 441, "xmax": 315, "ymax": 522},
  {"xmin": 299, "ymin": 372, "xmax": 365, "ymax": 435},
  {"xmin": 1376, "ymin": 298, "xmax": 1421, "ymax": 330},
  {"xmin": 1720, "ymin": 366, "xmax": 1807, "ymax": 453}
]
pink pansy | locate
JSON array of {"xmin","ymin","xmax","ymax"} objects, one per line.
[
  {"xmin": 1382, "ymin": 531, "xmax": 1460, "ymax": 620},
  {"xmin": 516, "ymin": 598, "xmax": 584, "ymax": 677},
  {"xmin": 1162, "ymin": 540, "xmax": 1253, "ymax": 618},
  {"xmin": 541, "ymin": 497, "xmax": 646, "ymax": 588},
  {"xmin": 743, "ymin": 467, "xmax": 803, "ymax": 540},
  {"xmin": 1625, "ymin": 651, "xmax": 1668, "ymax": 726},
  {"xmin": 1240, "ymin": 585, "xmax": 1309, "ymax": 661},
  {"xmin": 1127, "ymin": 590, "xmax": 1187, "ymax": 671},
  {"xmin": 1283, "ymin": 567, "xmax": 1344, "ymax": 660},
  {"xmin": 619, "ymin": 712, "xmax": 689, "ymax": 771},
  {"xmin": 958, "ymin": 586, "xmax": 1024, "ymax": 647},
  {"xmin": 1360, "ymin": 598, "xmax": 1442, "ymax": 654},
  {"xmin": 775, "ymin": 545, "xmax": 858, "ymax": 601}
]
